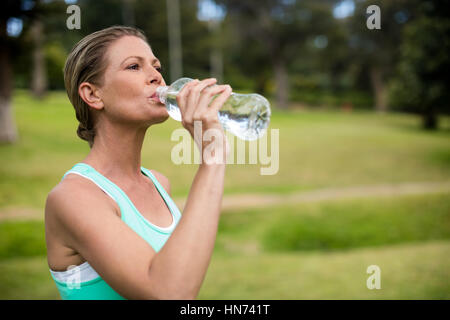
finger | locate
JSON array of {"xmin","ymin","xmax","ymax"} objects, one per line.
[
  {"xmin": 185, "ymin": 78, "xmax": 218, "ymax": 122},
  {"xmin": 208, "ymin": 85, "xmax": 232, "ymax": 113},
  {"xmin": 187, "ymin": 78, "xmax": 218, "ymax": 109},
  {"xmin": 195, "ymin": 85, "xmax": 230, "ymax": 118},
  {"xmin": 176, "ymin": 79, "xmax": 199, "ymax": 113}
]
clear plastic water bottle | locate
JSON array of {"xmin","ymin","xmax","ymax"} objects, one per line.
[{"xmin": 156, "ymin": 77, "xmax": 271, "ymax": 141}]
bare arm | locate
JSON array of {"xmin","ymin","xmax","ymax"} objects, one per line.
[
  {"xmin": 146, "ymin": 79, "xmax": 231, "ymax": 299},
  {"xmin": 147, "ymin": 163, "xmax": 225, "ymax": 299}
]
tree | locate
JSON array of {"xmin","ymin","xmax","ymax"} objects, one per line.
[
  {"xmin": 122, "ymin": 0, "xmax": 136, "ymax": 26},
  {"xmin": 75, "ymin": 0, "xmax": 210, "ymax": 81},
  {"xmin": 347, "ymin": 0, "xmax": 422, "ymax": 112},
  {"xmin": 389, "ymin": 1, "xmax": 450, "ymax": 129},
  {"xmin": 30, "ymin": 0, "xmax": 47, "ymax": 99},
  {"xmin": 0, "ymin": 0, "xmax": 65, "ymax": 142},
  {"xmin": 217, "ymin": 0, "xmax": 338, "ymax": 109},
  {"xmin": 0, "ymin": 1, "xmax": 22, "ymax": 143},
  {"xmin": 166, "ymin": 0, "xmax": 183, "ymax": 82}
]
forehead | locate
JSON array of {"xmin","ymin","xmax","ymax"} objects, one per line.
[{"xmin": 105, "ymin": 35, "xmax": 156, "ymax": 65}]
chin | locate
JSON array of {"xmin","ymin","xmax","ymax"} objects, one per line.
[
  {"xmin": 154, "ymin": 113, "xmax": 170, "ymax": 124},
  {"xmin": 148, "ymin": 109, "xmax": 170, "ymax": 125},
  {"xmin": 139, "ymin": 101, "xmax": 170, "ymax": 124}
]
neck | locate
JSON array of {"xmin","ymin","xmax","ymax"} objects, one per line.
[{"xmin": 83, "ymin": 121, "xmax": 148, "ymax": 181}]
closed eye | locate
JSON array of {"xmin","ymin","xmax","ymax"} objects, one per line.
[{"xmin": 155, "ymin": 66, "xmax": 163, "ymax": 73}]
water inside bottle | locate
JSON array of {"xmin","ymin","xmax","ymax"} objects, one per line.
[
  {"xmin": 218, "ymin": 93, "xmax": 270, "ymax": 140},
  {"xmin": 164, "ymin": 91, "xmax": 182, "ymax": 121},
  {"xmin": 164, "ymin": 91, "xmax": 270, "ymax": 140},
  {"xmin": 159, "ymin": 76, "xmax": 271, "ymax": 141}
]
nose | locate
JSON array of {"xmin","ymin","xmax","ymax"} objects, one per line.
[{"xmin": 147, "ymin": 66, "xmax": 163, "ymax": 85}]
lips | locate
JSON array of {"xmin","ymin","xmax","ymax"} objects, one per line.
[{"xmin": 148, "ymin": 92, "xmax": 161, "ymax": 103}]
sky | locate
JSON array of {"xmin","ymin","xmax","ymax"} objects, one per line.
[
  {"xmin": 333, "ymin": 0, "xmax": 355, "ymax": 19},
  {"xmin": 197, "ymin": 0, "xmax": 226, "ymax": 22}
]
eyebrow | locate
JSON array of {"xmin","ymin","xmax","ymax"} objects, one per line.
[{"xmin": 121, "ymin": 56, "xmax": 161, "ymax": 66}]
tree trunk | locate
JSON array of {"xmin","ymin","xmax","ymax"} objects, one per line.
[
  {"xmin": 255, "ymin": 72, "xmax": 268, "ymax": 97},
  {"xmin": 423, "ymin": 106, "xmax": 438, "ymax": 130},
  {"xmin": 0, "ymin": 98, "xmax": 17, "ymax": 143},
  {"xmin": 166, "ymin": 0, "xmax": 183, "ymax": 83},
  {"xmin": 30, "ymin": 18, "xmax": 47, "ymax": 99},
  {"xmin": 122, "ymin": 0, "xmax": 135, "ymax": 26},
  {"xmin": 273, "ymin": 59, "xmax": 289, "ymax": 109},
  {"xmin": 369, "ymin": 66, "xmax": 388, "ymax": 112},
  {"xmin": 208, "ymin": 20, "xmax": 223, "ymax": 83},
  {"xmin": 0, "ymin": 19, "xmax": 18, "ymax": 143}
]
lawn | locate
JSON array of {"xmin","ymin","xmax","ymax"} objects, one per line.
[
  {"xmin": 0, "ymin": 192, "xmax": 448, "ymax": 299},
  {"xmin": 1, "ymin": 240, "xmax": 448, "ymax": 300},
  {"xmin": 0, "ymin": 90, "xmax": 449, "ymax": 299},
  {"xmin": 200, "ymin": 240, "xmax": 450, "ymax": 300}
]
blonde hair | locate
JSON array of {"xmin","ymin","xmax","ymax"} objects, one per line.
[{"xmin": 64, "ymin": 26, "xmax": 147, "ymax": 147}]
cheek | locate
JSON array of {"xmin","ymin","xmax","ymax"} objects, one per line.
[
  {"xmin": 103, "ymin": 74, "xmax": 144, "ymax": 111},
  {"xmin": 112, "ymin": 75, "xmax": 142, "ymax": 99}
]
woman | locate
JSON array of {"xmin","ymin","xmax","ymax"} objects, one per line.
[{"xmin": 45, "ymin": 26, "xmax": 231, "ymax": 300}]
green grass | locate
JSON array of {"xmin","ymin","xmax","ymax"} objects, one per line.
[
  {"xmin": 0, "ymin": 192, "xmax": 448, "ymax": 299},
  {"xmin": 214, "ymin": 192, "xmax": 450, "ymax": 255},
  {"xmin": 0, "ymin": 90, "xmax": 449, "ymax": 300},
  {"xmin": 0, "ymin": 221, "xmax": 47, "ymax": 259},
  {"xmin": 261, "ymin": 192, "xmax": 450, "ymax": 252},
  {"xmin": 1, "ymin": 193, "xmax": 448, "ymax": 260},
  {"xmin": 0, "ymin": 256, "xmax": 59, "ymax": 300},
  {"xmin": 199, "ymin": 241, "xmax": 450, "ymax": 299},
  {"xmin": 1, "ymin": 90, "xmax": 449, "ymax": 208},
  {"xmin": 0, "ymin": 241, "xmax": 448, "ymax": 299}
]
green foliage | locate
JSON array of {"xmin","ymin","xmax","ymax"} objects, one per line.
[
  {"xmin": 7, "ymin": 0, "xmax": 449, "ymax": 115},
  {"xmin": 45, "ymin": 42, "xmax": 67, "ymax": 90},
  {"xmin": 389, "ymin": 14, "xmax": 450, "ymax": 116}
]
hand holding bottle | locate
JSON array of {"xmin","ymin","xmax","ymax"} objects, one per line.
[
  {"xmin": 175, "ymin": 78, "xmax": 232, "ymax": 160},
  {"xmin": 157, "ymin": 77, "xmax": 270, "ymax": 141}
]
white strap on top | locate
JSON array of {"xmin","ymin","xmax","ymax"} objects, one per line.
[
  {"xmin": 64, "ymin": 171, "xmax": 117, "ymax": 203},
  {"xmin": 50, "ymin": 261, "xmax": 100, "ymax": 283}
]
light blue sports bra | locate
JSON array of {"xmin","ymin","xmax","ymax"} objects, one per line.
[{"xmin": 49, "ymin": 162, "xmax": 182, "ymax": 300}]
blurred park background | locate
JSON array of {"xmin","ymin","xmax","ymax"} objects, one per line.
[{"xmin": 0, "ymin": 0, "xmax": 449, "ymax": 299}]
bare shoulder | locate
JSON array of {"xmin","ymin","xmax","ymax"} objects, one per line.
[
  {"xmin": 45, "ymin": 174, "xmax": 161, "ymax": 299},
  {"xmin": 45, "ymin": 174, "xmax": 118, "ymax": 227},
  {"xmin": 149, "ymin": 170, "xmax": 171, "ymax": 195}
]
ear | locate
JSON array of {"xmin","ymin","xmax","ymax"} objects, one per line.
[{"xmin": 78, "ymin": 82, "xmax": 104, "ymax": 110}]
